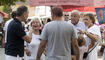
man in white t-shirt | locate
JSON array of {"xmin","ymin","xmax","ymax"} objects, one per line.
[
  {"xmin": 64, "ymin": 12, "xmax": 69, "ymax": 21},
  {"xmin": 68, "ymin": 10, "xmax": 87, "ymax": 60},
  {"xmin": 68, "ymin": 10, "xmax": 87, "ymax": 33},
  {"xmin": 3, "ymin": 11, "xmax": 16, "ymax": 45},
  {"xmin": 0, "ymin": 13, "xmax": 3, "ymax": 23}
]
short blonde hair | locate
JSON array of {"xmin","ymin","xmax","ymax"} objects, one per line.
[{"xmin": 30, "ymin": 18, "xmax": 41, "ymax": 26}]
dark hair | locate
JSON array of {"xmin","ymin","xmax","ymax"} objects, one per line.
[
  {"xmin": 51, "ymin": 6, "xmax": 63, "ymax": 17},
  {"xmin": 42, "ymin": 21, "xmax": 44, "ymax": 25},
  {"xmin": 84, "ymin": 13, "xmax": 95, "ymax": 24},
  {"xmin": 16, "ymin": 6, "xmax": 28, "ymax": 16},
  {"xmin": 11, "ymin": 11, "xmax": 16, "ymax": 18},
  {"xmin": 47, "ymin": 18, "xmax": 51, "ymax": 22}
]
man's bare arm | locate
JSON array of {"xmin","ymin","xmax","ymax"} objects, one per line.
[
  {"xmin": 36, "ymin": 40, "xmax": 47, "ymax": 60},
  {"xmin": 22, "ymin": 31, "xmax": 32, "ymax": 43},
  {"xmin": 22, "ymin": 35, "xmax": 32, "ymax": 43},
  {"xmin": 72, "ymin": 38, "xmax": 80, "ymax": 60}
]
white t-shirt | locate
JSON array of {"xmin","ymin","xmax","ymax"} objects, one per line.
[
  {"xmin": 79, "ymin": 46, "xmax": 88, "ymax": 60},
  {"xmin": 41, "ymin": 20, "xmax": 77, "ymax": 60},
  {"xmin": 26, "ymin": 33, "xmax": 45, "ymax": 60},
  {"xmin": 84, "ymin": 24, "xmax": 101, "ymax": 46},
  {"xmin": 3, "ymin": 19, "xmax": 13, "ymax": 43},
  {"xmin": 0, "ymin": 14, "xmax": 3, "ymax": 23},
  {"xmin": 68, "ymin": 20, "xmax": 87, "ymax": 33},
  {"xmin": 84, "ymin": 24, "xmax": 101, "ymax": 60}
]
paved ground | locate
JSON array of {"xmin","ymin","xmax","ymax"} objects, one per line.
[
  {"xmin": 0, "ymin": 48, "xmax": 5, "ymax": 60},
  {"xmin": 0, "ymin": 48, "xmax": 102, "ymax": 60}
]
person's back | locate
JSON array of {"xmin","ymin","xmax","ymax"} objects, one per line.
[
  {"xmin": 36, "ymin": 6, "xmax": 78, "ymax": 60},
  {"xmin": 44, "ymin": 20, "xmax": 76, "ymax": 60}
]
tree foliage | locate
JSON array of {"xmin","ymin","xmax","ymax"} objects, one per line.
[
  {"xmin": 0, "ymin": 0, "xmax": 26, "ymax": 6},
  {"xmin": 0, "ymin": 0, "xmax": 26, "ymax": 13},
  {"xmin": 0, "ymin": 0, "xmax": 27, "ymax": 22}
]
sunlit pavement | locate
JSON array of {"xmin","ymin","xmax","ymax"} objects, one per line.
[
  {"xmin": 0, "ymin": 48, "xmax": 5, "ymax": 60},
  {"xmin": 0, "ymin": 48, "xmax": 103, "ymax": 60}
]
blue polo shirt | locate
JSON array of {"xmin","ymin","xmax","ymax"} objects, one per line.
[{"xmin": 5, "ymin": 18, "xmax": 26, "ymax": 57}]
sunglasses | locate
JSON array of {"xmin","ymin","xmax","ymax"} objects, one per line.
[
  {"xmin": 65, "ymin": 15, "xmax": 69, "ymax": 16},
  {"xmin": 83, "ymin": 19, "xmax": 88, "ymax": 20}
]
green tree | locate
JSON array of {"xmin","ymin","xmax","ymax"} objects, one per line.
[
  {"xmin": 0, "ymin": 0, "xmax": 26, "ymax": 14},
  {"xmin": 0, "ymin": 0, "xmax": 26, "ymax": 6},
  {"xmin": 0, "ymin": 0, "xmax": 26, "ymax": 22}
]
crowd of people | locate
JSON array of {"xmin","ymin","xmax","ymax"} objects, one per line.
[{"xmin": 0, "ymin": 5, "xmax": 104, "ymax": 60}]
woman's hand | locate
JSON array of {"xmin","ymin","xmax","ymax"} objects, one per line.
[{"xmin": 25, "ymin": 48, "xmax": 31, "ymax": 56}]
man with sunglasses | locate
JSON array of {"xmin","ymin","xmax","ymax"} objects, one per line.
[{"xmin": 64, "ymin": 12, "xmax": 69, "ymax": 21}]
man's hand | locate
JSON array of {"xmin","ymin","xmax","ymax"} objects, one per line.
[
  {"xmin": 78, "ymin": 29, "xmax": 86, "ymax": 34},
  {"xmin": 22, "ymin": 30, "xmax": 32, "ymax": 43},
  {"xmin": 36, "ymin": 58, "xmax": 40, "ymax": 60},
  {"xmin": 72, "ymin": 55, "xmax": 76, "ymax": 60}
]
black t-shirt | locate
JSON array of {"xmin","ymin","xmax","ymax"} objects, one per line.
[{"xmin": 5, "ymin": 18, "xmax": 26, "ymax": 57}]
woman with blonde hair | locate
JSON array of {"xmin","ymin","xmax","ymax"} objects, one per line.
[{"xmin": 25, "ymin": 19, "xmax": 45, "ymax": 60}]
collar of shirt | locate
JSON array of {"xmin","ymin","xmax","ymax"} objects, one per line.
[{"xmin": 14, "ymin": 18, "xmax": 21, "ymax": 23}]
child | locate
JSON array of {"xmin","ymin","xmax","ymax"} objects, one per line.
[{"xmin": 78, "ymin": 35, "xmax": 88, "ymax": 60}]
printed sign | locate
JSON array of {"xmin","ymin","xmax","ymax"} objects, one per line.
[{"xmin": 95, "ymin": 8, "xmax": 105, "ymax": 24}]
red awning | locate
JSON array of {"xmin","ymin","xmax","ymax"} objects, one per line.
[
  {"xmin": 0, "ymin": 11, "xmax": 9, "ymax": 18},
  {"xmin": 62, "ymin": 5, "xmax": 105, "ymax": 12},
  {"xmin": 29, "ymin": 0, "xmax": 105, "ymax": 7},
  {"xmin": 0, "ymin": 11, "xmax": 5, "ymax": 17}
]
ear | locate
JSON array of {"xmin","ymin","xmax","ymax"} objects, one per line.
[
  {"xmin": 90, "ymin": 20, "xmax": 93, "ymax": 24},
  {"xmin": 78, "ymin": 15, "xmax": 80, "ymax": 18}
]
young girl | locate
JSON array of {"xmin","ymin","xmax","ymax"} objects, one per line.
[{"xmin": 78, "ymin": 35, "xmax": 88, "ymax": 60}]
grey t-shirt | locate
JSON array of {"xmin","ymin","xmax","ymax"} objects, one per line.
[{"xmin": 41, "ymin": 20, "xmax": 77, "ymax": 60}]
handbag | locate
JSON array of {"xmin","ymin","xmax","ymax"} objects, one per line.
[
  {"xmin": 83, "ymin": 52, "xmax": 89, "ymax": 59},
  {"xmin": 83, "ymin": 42, "xmax": 99, "ymax": 59}
]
